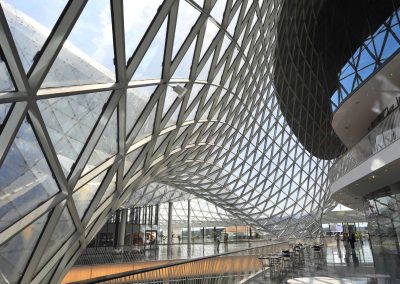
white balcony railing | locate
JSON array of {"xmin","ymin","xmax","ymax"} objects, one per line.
[{"xmin": 329, "ymin": 106, "xmax": 400, "ymax": 184}]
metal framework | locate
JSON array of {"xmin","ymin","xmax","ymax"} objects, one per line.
[
  {"xmin": 332, "ymin": 5, "xmax": 400, "ymax": 110},
  {"xmin": 0, "ymin": 0, "xmax": 332, "ymax": 283}
]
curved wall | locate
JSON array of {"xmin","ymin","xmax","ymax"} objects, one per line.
[{"xmin": 273, "ymin": 0, "xmax": 398, "ymax": 159}]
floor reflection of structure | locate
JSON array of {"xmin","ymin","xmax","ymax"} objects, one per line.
[{"xmin": 248, "ymin": 241, "xmax": 400, "ymax": 283}]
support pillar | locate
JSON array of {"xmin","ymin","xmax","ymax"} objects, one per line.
[
  {"xmin": 117, "ymin": 209, "xmax": 127, "ymax": 247},
  {"xmin": 167, "ymin": 202, "xmax": 173, "ymax": 258},
  {"xmin": 167, "ymin": 202, "xmax": 173, "ymax": 245},
  {"xmin": 187, "ymin": 199, "xmax": 191, "ymax": 244}
]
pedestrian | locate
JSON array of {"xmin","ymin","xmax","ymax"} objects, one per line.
[
  {"xmin": 335, "ymin": 232, "xmax": 340, "ymax": 246},
  {"xmin": 342, "ymin": 232, "xmax": 349, "ymax": 250},
  {"xmin": 216, "ymin": 236, "xmax": 220, "ymax": 252},
  {"xmin": 349, "ymin": 232, "xmax": 356, "ymax": 250}
]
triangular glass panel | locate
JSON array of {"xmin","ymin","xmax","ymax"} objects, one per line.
[
  {"xmin": 187, "ymin": 100, "xmax": 200, "ymax": 121},
  {"xmin": 153, "ymin": 134, "xmax": 168, "ymax": 156},
  {"xmin": 205, "ymin": 85, "xmax": 217, "ymax": 104},
  {"xmin": 2, "ymin": 0, "xmax": 68, "ymax": 72},
  {"xmin": 210, "ymin": 0, "xmax": 227, "ymax": 24},
  {"xmin": 100, "ymin": 174, "xmax": 116, "ymax": 205},
  {"xmin": 197, "ymin": 51, "xmax": 214, "ymax": 81},
  {"xmin": 244, "ymin": 0, "xmax": 253, "ymax": 17},
  {"xmin": 37, "ymin": 91, "xmax": 111, "ymax": 177},
  {"xmin": 163, "ymin": 87, "xmax": 178, "ymax": 117},
  {"xmin": 0, "ymin": 118, "xmax": 60, "ymax": 232},
  {"xmin": 227, "ymin": 5, "xmax": 241, "ymax": 36},
  {"xmin": 172, "ymin": 36, "xmax": 197, "ymax": 79},
  {"xmin": 0, "ymin": 48, "xmax": 15, "ymax": 92},
  {"xmin": 164, "ymin": 100, "xmax": 181, "ymax": 128},
  {"xmin": 126, "ymin": 86, "xmax": 157, "ymax": 136},
  {"xmin": 187, "ymin": 83, "xmax": 204, "ymax": 107},
  {"xmin": 36, "ymin": 205, "xmax": 75, "ymax": 274},
  {"xmin": 200, "ymin": 19, "xmax": 219, "ymax": 59},
  {"xmin": 124, "ymin": 0, "xmax": 164, "ymax": 63},
  {"xmin": 200, "ymin": 103, "xmax": 212, "ymax": 120},
  {"xmin": 213, "ymin": 62, "xmax": 226, "ymax": 85},
  {"xmin": 381, "ymin": 32, "xmax": 399, "ymax": 61},
  {"xmin": 371, "ymin": 32, "xmax": 385, "ymax": 58},
  {"xmin": 82, "ymin": 107, "xmax": 118, "ymax": 175},
  {"xmin": 124, "ymin": 147, "xmax": 142, "ymax": 176},
  {"xmin": 0, "ymin": 103, "xmax": 12, "ymax": 129},
  {"xmin": 237, "ymin": 26, "xmax": 246, "ymax": 46},
  {"xmin": 42, "ymin": 0, "xmax": 115, "ymax": 88},
  {"xmin": 217, "ymin": 35, "xmax": 231, "ymax": 62},
  {"xmin": 133, "ymin": 103, "xmax": 157, "ymax": 143},
  {"xmin": 172, "ymin": 1, "xmax": 200, "ymax": 58},
  {"xmin": 131, "ymin": 16, "xmax": 168, "ymax": 81},
  {"xmin": 73, "ymin": 170, "xmax": 108, "ymax": 219},
  {"xmin": 0, "ymin": 212, "xmax": 49, "ymax": 284}
]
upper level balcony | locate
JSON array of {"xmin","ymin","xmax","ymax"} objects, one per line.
[
  {"xmin": 331, "ymin": 6, "xmax": 400, "ymax": 149},
  {"xmin": 329, "ymin": 105, "xmax": 400, "ymax": 209}
]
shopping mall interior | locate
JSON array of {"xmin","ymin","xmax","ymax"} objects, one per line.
[{"xmin": 0, "ymin": 0, "xmax": 399, "ymax": 283}]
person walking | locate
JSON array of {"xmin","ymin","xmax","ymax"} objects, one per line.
[
  {"xmin": 342, "ymin": 233, "xmax": 349, "ymax": 251},
  {"xmin": 349, "ymin": 232, "xmax": 356, "ymax": 250},
  {"xmin": 216, "ymin": 235, "xmax": 221, "ymax": 252},
  {"xmin": 335, "ymin": 232, "xmax": 341, "ymax": 247}
]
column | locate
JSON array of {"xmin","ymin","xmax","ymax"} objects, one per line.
[
  {"xmin": 168, "ymin": 202, "xmax": 173, "ymax": 245},
  {"xmin": 117, "ymin": 209, "xmax": 127, "ymax": 248},
  {"xmin": 167, "ymin": 202, "xmax": 173, "ymax": 258},
  {"xmin": 187, "ymin": 199, "xmax": 191, "ymax": 244}
]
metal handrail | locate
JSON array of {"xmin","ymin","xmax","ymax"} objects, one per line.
[
  {"xmin": 68, "ymin": 241, "xmax": 289, "ymax": 284},
  {"xmin": 74, "ymin": 239, "xmax": 273, "ymax": 266}
]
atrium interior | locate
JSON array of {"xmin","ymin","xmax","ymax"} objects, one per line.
[{"xmin": 0, "ymin": 0, "xmax": 399, "ymax": 283}]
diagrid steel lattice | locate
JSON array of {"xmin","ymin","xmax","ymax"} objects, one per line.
[{"xmin": 0, "ymin": 0, "xmax": 332, "ymax": 283}]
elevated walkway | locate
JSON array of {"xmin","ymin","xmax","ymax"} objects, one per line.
[
  {"xmin": 332, "ymin": 30, "xmax": 400, "ymax": 148},
  {"xmin": 329, "ymin": 106, "xmax": 400, "ymax": 209}
]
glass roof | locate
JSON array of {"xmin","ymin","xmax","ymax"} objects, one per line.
[
  {"xmin": 0, "ymin": 0, "xmax": 333, "ymax": 282},
  {"xmin": 158, "ymin": 198, "xmax": 241, "ymax": 227}
]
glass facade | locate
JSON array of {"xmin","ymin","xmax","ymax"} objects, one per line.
[
  {"xmin": 331, "ymin": 7, "xmax": 400, "ymax": 110},
  {"xmin": 88, "ymin": 206, "xmax": 159, "ymax": 247},
  {"xmin": 364, "ymin": 187, "xmax": 400, "ymax": 254},
  {"xmin": 0, "ymin": 0, "xmax": 397, "ymax": 283}
]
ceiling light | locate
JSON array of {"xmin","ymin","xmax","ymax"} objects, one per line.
[{"xmin": 171, "ymin": 85, "xmax": 188, "ymax": 98}]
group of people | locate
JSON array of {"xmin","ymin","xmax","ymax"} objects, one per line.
[
  {"xmin": 216, "ymin": 234, "xmax": 229, "ymax": 252},
  {"xmin": 335, "ymin": 231, "xmax": 362, "ymax": 250}
]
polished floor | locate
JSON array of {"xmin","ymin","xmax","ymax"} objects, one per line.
[
  {"xmin": 75, "ymin": 240, "xmax": 271, "ymax": 265},
  {"xmin": 247, "ymin": 241, "xmax": 400, "ymax": 284}
]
